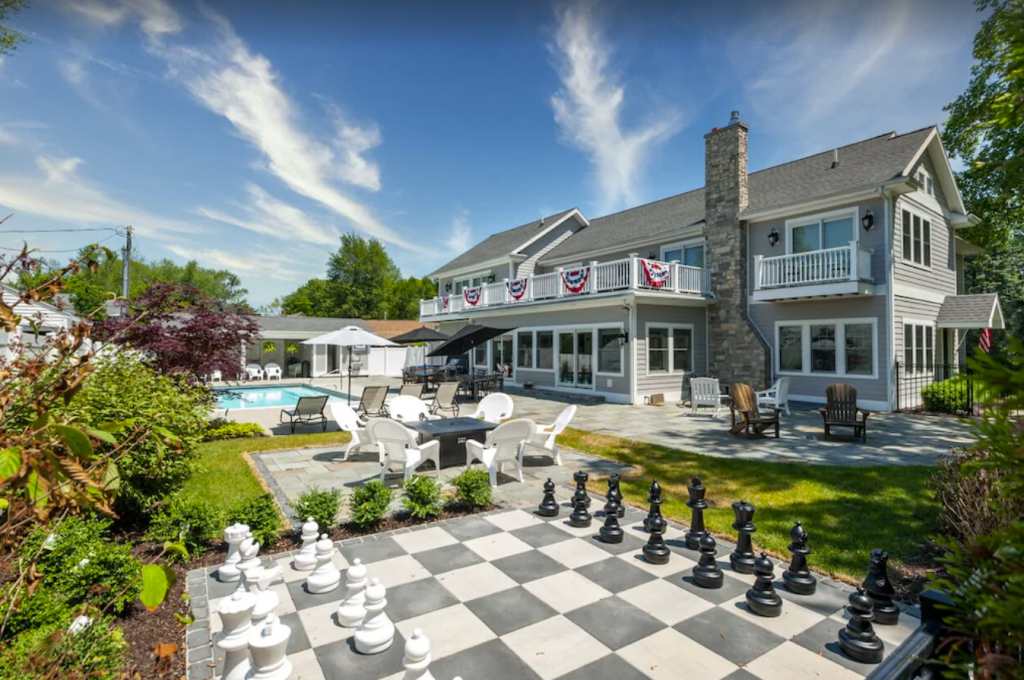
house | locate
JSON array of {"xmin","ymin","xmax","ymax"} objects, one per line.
[
  {"xmin": 420, "ymin": 112, "xmax": 1003, "ymax": 410},
  {"xmin": 0, "ymin": 284, "xmax": 81, "ymax": 360}
]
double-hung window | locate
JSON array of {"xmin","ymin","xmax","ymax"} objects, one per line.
[
  {"xmin": 901, "ymin": 209, "xmax": 932, "ymax": 267},
  {"xmin": 662, "ymin": 241, "xmax": 705, "ymax": 268},
  {"xmin": 536, "ymin": 331, "xmax": 554, "ymax": 370},
  {"xmin": 647, "ymin": 325, "xmax": 693, "ymax": 373},
  {"xmin": 903, "ymin": 323, "xmax": 934, "ymax": 373},
  {"xmin": 597, "ymin": 329, "xmax": 622, "ymax": 374},
  {"xmin": 517, "ymin": 331, "xmax": 533, "ymax": 369},
  {"xmin": 777, "ymin": 320, "xmax": 876, "ymax": 377},
  {"xmin": 916, "ymin": 167, "xmax": 935, "ymax": 197}
]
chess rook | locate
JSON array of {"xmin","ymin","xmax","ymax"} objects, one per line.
[
  {"xmin": 402, "ymin": 628, "xmax": 435, "ymax": 680},
  {"xmin": 599, "ymin": 499, "xmax": 624, "ymax": 543},
  {"xmin": 729, "ymin": 499, "xmax": 757, "ymax": 574},
  {"xmin": 782, "ymin": 521, "xmax": 817, "ymax": 596},
  {"xmin": 692, "ymin": 532, "xmax": 724, "ymax": 589},
  {"xmin": 643, "ymin": 480, "xmax": 662, "ymax": 533},
  {"xmin": 838, "ymin": 587, "xmax": 884, "ymax": 664},
  {"xmin": 219, "ymin": 523, "xmax": 250, "ymax": 583},
  {"xmin": 745, "ymin": 553, "xmax": 783, "ymax": 617},
  {"xmin": 337, "ymin": 558, "xmax": 369, "ymax": 627},
  {"xmin": 293, "ymin": 517, "xmax": 319, "ymax": 571},
  {"xmin": 863, "ymin": 548, "xmax": 899, "ymax": 625},
  {"xmin": 537, "ymin": 478, "xmax": 559, "ymax": 517},
  {"xmin": 569, "ymin": 496, "xmax": 592, "ymax": 528},
  {"xmin": 306, "ymin": 534, "xmax": 341, "ymax": 594},
  {"xmin": 642, "ymin": 509, "xmax": 670, "ymax": 565},
  {"xmin": 355, "ymin": 578, "xmax": 396, "ymax": 654},
  {"xmin": 216, "ymin": 589, "xmax": 256, "ymax": 680},
  {"xmin": 247, "ymin": 613, "xmax": 292, "ymax": 680},
  {"xmin": 684, "ymin": 477, "xmax": 708, "ymax": 550},
  {"xmin": 572, "ymin": 470, "xmax": 591, "ymax": 508}
]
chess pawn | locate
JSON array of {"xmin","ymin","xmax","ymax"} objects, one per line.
[
  {"xmin": 238, "ymin": 532, "xmax": 261, "ymax": 572},
  {"xmin": 643, "ymin": 480, "xmax": 662, "ymax": 533},
  {"xmin": 355, "ymin": 578, "xmax": 395, "ymax": 655},
  {"xmin": 402, "ymin": 628, "xmax": 434, "ymax": 680},
  {"xmin": 692, "ymin": 532, "xmax": 724, "ymax": 589},
  {"xmin": 216, "ymin": 589, "xmax": 257, "ymax": 680},
  {"xmin": 538, "ymin": 478, "xmax": 559, "ymax": 517},
  {"xmin": 782, "ymin": 521, "xmax": 817, "ymax": 595},
  {"xmin": 729, "ymin": 499, "xmax": 757, "ymax": 574},
  {"xmin": 599, "ymin": 499, "xmax": 624, "ymax": 544},
  {"xmin": 642, "ymin": 511, "xmax": 670, "ymax": 565},
  {"xmin": 246, "ymin": 613, "xmax": 292, "ymax": 680},
  {"xmin": 684, "ymin": 476, "xmax": 708, "ymax": 550},
  {"xmin": 569, "ymin": 496, "xmax": 592, "ymax": 528},
  {"xmin": 306, "ymin": 534, "xmax": 341, "ymax": 594},
  {"xmin": 219, "ymin": 523, "xmax": 251, "ymax": 582},
  {"xmin": 247, "ymin": 565, "xmax": 283, "ymax": 625},
  {"xmin": 745, "ymin": 553, "xmax": 783, "ymax": 618},
  {"xmin": 293, "ymin": 517, "xmax": 319, "ymax": 571},
  {"xmin": 838, "ymin": 587, "xmax": 884, "ymax": 664},
  {"xmin": 609, "ymin": 473, "xmax": 625, "ymax": 517},
  {"xmin": 337, "ymin": 558, "xmax": 368, "ymax": 627},
  {"xmin": 862, "ymin": 549, "xmax": 899, "ymax": 625},
  {"xmin": 572, "ymin": 470, "xmax": 591, "ymax": 508}
]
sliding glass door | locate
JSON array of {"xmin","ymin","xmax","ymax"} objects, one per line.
[
  {"xmin": 558, "ymin": 332, "xmax": 575, "ymax": 385},
  {"xmin": 557, "ymin": 330, "xmax": 594, "ymax": 388}
]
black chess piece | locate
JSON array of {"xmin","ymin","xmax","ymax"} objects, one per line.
[
  {"xmin": 609, "ymin": 473, "xmax": 625, "ymax": 518},
  {"xmin": 599, "ymin": 499, "xmax": 624, "ymax": 543},
  {"xmin": 862, "ymin": 549, "xmax": 899, "ymax": 625},
  {"xmin": 643, "ymin": 480, "xmax": 662, "ymax": 533},
  {"xmin": 572, "ymin": 470, "xmax": 592, "ymax": 508},
  {"xmin": 538, "ymin": 478, "xmax": 559, "ymax": 518},
  {"xmin": 569, "ymin": 496, "xmax": 592, "ymax": 528},
  {"xmin": 838, "ymin": 587, "xmax": 885, "ymax": 664},
  {"xmin": 603, "ymin": 477, "xmax": 617, "ymax": 518},
  {"xmin": 782, "ymin": 521, "xmax": 817, "ymax": 595},
  {"xmin": 692, "ymin": 532, "xmax": 724, "ymax": 589},
  {"xmin": 729, "ymin": 499, "xmax": 757, "ymax": 574},
  {"xmin": 684, "ymin": 476, "xmax": 708, "ymax": 550},
  {"xmin": 642, "ymin": 510, "xmax": 670, "ymax": 565},
  {"xmin": 745, "ymin": 553, "xmax": 783, "ymax": 617}
]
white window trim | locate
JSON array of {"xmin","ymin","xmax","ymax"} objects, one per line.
[
  {"xmin": 660, "ymin": 238, "xmax": 705, "ymax": 264},
  {"xmin": 644, "ymin": 322, "xmax": 695, "ymax": 376},
  {"xmin": 512, "ymin": 324, "xmax": 624, "ymax": 377},
  {"xmin": 595, "ymin": 327, "xmax": 625, "ymax": 377},
  {"xmin": 901, "ymin": 318, "xmax": 936, "ymax": 376},
  {"xmin": 530, "ymin": 329, "xmax": 556, "ymax": 373},
  {"xmin": 784, "ymin": 207, "xmax": 860, "ymax": 255},
  {"xmin": 899, "ymin": 205, "xmax": 934, "ymax": 271},
  {"xmin": 774, "ymin": 318, "xmax": 878, "ymax": 380},
  {"xmin": 514, "ymin": 330, "xmax": 535, "ymax": 370}
]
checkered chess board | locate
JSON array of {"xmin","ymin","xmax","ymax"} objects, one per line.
[{"xmin": 186, "ymin": 502, "xmax": 918, "ymax": 680}]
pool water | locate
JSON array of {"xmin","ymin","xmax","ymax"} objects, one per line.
[{"xmin": 214, "ymin": 385, "xmax": 347, "ymax": 410}]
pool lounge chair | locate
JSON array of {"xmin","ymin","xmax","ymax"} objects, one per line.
[
  {"xmin": 280, "ymin": 395, "xmax": 329, "ymax": 434},
  {"xmin": 399, "ymin": 383, "xmax": 424, "ymax": 399},
  {"xmin": 429, "ymin": 382, "xmax": 460, "ymax": 418},
  {"xmin": 264, "ymin": 362, "xmax": 283, "ymax": 380},
  {"xmin": 357, "ymin": 385, "xmax": 389, "ymax": 418}
]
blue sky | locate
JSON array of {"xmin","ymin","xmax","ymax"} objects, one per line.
[{"xmin": 0, "ymin": 0, "xmax": 982, "ymax": 306}]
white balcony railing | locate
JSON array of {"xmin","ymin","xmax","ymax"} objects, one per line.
[
  {"xmin": 419, "ymin": 255, "xmax": 712, "ymax": 318},
  {"xmin": 753, "ymin": 241, "xmax": 873, "ymax": 291}
]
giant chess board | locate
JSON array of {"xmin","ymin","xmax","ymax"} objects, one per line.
[{"xmin": 187, "ymin": 501, "xmax": 918, "ymax": 680}]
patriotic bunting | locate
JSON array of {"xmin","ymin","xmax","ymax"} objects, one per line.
[
  {"xmin": 463, "ymin": 287, "xmax": 482, "ymax": 307},
  {"xmin": 561, "ymin": 267, "xmax": 590, "ymax": 293},
  {"xmin": 641, "ymin": 259, "xmax": 671, "ymax": 288},
  {"xmin": 441, "ymin": 296, "xmax": 449, "ymax": 310},
  {"xmin": 507, "ymin": 279, "xmax": 528, "ymax": 300}
]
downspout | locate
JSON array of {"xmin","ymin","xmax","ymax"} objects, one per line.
[
  {"xmin": 883, "ymin": 188, "xmax": 895, "ymax": 412},
  {"xmin": 628, "ymin": 299, "xmax": 638, "ymax": 405}
]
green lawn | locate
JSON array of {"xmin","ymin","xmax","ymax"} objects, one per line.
[
  {"xmin": 180, "ymin": 432, "xmax": 352, "ymax": 511},
  {"xmin": 559, "ymin": 428, "xmax": 938, "ymax": 582}
]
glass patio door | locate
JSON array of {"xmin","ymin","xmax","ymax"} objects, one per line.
[
  {"xmin": 558, "ymin": 332, "xmax": 575, "ymax": 385},
  {"xmin": 557, "ymin": 330, "xmax": 594, "ymax": 388},
  {"xmin": 492, "ymin": 334, "xmax": 514, "ymax": 379},
  {"xmin": 576, "ymin": 330, "xmax": 593, "ymax": 387}
]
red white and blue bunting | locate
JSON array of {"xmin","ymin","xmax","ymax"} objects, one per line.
[
  {"xmin": 561, "ymin": 267, "xmax": 590, "ymax": 294},
  {"xmin": 642, "ymin": 259, "xmax": 671, "ymax": 288},
  {"xmin": 441, "ymin": 295, "xmax": 449, "ymax": 310},
  {"xmin": 464, "ymin": 286, "xmax": 482, "ymax": 307},
  {"xmin": 507, "ymin": 278, "xmax": 528, "ymax": 300}
]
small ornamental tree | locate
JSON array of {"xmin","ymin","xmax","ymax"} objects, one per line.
[{"xmin": 94, "ymin": 282, "xmax": 260, "ymax": 379}]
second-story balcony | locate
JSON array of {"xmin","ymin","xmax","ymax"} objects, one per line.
[
  {"xmin": 420, "ymin": 256, "xmax": 712, "ymax": 320},
  {"xmin": 752, "ymin": 241, "xmax": 875, "ymax": 302}
]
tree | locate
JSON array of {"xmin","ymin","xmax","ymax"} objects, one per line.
[
  {"xmin": 0, "ymin": 0, "xmax": 29, "ymax": 56},
  {"xmin": 388, "ymin": 276, "xmax": 437, "ymax": 320},
  {"xmin": 93, "ymin": 282, "xmax": 260, "ymax": 379},
  {"xmin": 327, "ymin": 233, "xmax": 401, "ymax": 319},
  {"xmin": 280, "ymin": 279, "xmax": 341, "ymax": 317}
]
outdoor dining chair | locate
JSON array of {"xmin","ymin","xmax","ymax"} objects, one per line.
[
  {"xmin": 469, "ymin": 393, "xmax": 514, "ymax": 422},
  {"xmin": 357, "ymin": 385, "xmax": 389, "ymax": 418},
  {"xmin": 280, "ymin": 395, "xmax": 329, "ymax": 434},
  {"xmin": 264, "ymin": 362, "xmax": 283, "ymax": 380},
  {"xmin": 756, "ymin": 377, "xmax": 791, "ymax": 416},
  {"xmin": 525, "ymin": 404, "xmax": 577, "ymax": 466},
  {"xmin": 466, "ymin": 419, "xmax": 536, "ymax": 487},
  {"xmin": 690, "ymin": 377, "xmax": 723, "ymax": 417},
  {"xmin": 387, "ymin": 395, "xmax": 440, "ymax": 424},
  {"xmin": 369, "ymin": 419, "xmax": 440, "ymax": 482},
  {"xmin": 330, "ymin": 403, "xmax": 375, "ymax": 461},
  {"xmin": 429, "ymin": 382, "xmax": 460, "ymax": 418}
]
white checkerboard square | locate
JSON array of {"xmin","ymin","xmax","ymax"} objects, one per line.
[{"xmin": 501, "ymin": 615, "xmax": 611, "ymax": 680}]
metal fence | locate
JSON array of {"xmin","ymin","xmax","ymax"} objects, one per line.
[{"xmin": 894, "ymin": 362, "xmax": 974, "ymax": 413}]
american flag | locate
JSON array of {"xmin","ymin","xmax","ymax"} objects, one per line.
[{"xmin": 979, "ymin": 328, "xmax": 992, "ymax": 353}]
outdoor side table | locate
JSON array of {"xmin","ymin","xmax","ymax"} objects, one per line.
[{"xmin": 408, "ymin": 417, "xmax": 497, "ymax": 468}]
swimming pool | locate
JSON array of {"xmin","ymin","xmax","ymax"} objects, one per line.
[{"xmin": 214, "ymin": 385, "xmax": 348, "ymax": 411}]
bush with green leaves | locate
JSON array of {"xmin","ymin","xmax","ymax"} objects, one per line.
[
  {"xmin": 920, "ymin": 375, "xmax": 975, "ymax": 413},
  {"xmin": 226, "ymin": 493, "xmax": 282, "ymax": 547},
  {"xmin": 293, "ymin": 486, "xmax": 342, "ymax": 532},
  {"xmin": 349, "ymin": 480, "xmax": 393, "ymax": 529},
  {"xmin": 204, "ymin": 421, "xmax": 267, "ymax": 441},
  {"xmin": 62, "ymin": 352, "xmax": 215, "ymax": 519},
  {"xmin": 147, "ymin": 495, "xmax": 224, "ymax": 560},
  {"xmin": 0, "ymin": 614, "xmax": 128, "ymax": 680},
  {"xmin": 402, "ymin": 475, "xmax": 443, "ymax": 519},
  {"xmin": 449, "ymin": 469, "xmax": 492, "ymax": 508}
]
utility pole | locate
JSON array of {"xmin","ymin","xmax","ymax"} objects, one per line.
[{"xmin": 121, "ymin": 225, "xmax": 133, "ymax": 316}]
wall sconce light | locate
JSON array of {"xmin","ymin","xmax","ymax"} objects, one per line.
[
  {"xmin": 486, "ymin": 274, "xmax": 496, "ymax": 284},
  {"xmin": 861, "ymin": 210, "xmax": 875, "ymax": 231},
  {"xmin": 648, "ymin": 252, "xmax": 657, "ymax": 260},
  {"xmin": 768, "ymin": 228, "xmax": 780, "ymax": 248},
  {"xmin": 444, "ymin": 282, "xmax": 452, "ymax": 293},
  {"xmin": 617, "ymin": 330, "xmax": 629, "ymax": 346}
]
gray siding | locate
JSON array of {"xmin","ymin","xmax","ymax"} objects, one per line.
[
  {"xmin": 516, "ymin": 226, "xmax": 578, "ymax": 279},
  {"xmin": 893, "ymin": 150, "xmax": 957, "ymax": 295},
  {"xmin": 893, "ymin": 295, "xmax": 941, "ymax": 362},
  {"xmin": 635, "ymin": 304, "xmax": 708, "ymax": 400}
]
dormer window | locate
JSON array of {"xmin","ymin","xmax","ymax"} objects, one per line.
[{"xmin": 916, "ymin": 167, "xmax": 935, "ymax": 197}]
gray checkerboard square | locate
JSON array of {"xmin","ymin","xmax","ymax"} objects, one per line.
[
  {"xmin": 463, "ymin": 585, "xmax": 559, "ymax": 636},
  {"xmin": 315, "ymin": 633, "xmax": 407, "ymax": 680},
  {"xmin": 285, "ymin": 578, "xmax": 344, "ymax": 612},
  {"xmin": 430, "ymin": 638, "xmax": 543, "ymax": 680},
  {"xmin": 585, "ymin": 531, "xmax": 647, "ymax": 556},
  {"xmin": 443, "ymin": 517, "xmax": 503, "ymax": 541},
  {"xmin": 385, "ymin": 575, "xmax": 461, "ymax": 621},
  {"xmin": 491, "ymin": 551, "xmax": 568, "ymax": 584},
  {"xmin": 413, "ymin": 542, "xmax": 485, "ymax": 575},
  {"xmin": 670, "ymin": 567, "xmax": 750, "ymax": 605},
  {"xmin": 673, "ymin": 606, "xmax": 786, "ymax": 665},
  {"xmin": 340, "ymin": 537, "xmax": 408, "ymax": 565},
  {"xmin": 791, "ymin": 618, "xmax": 890, "ymax": 676},
  {"xmin": 565, "ymin": 596, "xmax": 667, "ymax": 650},
  {"xmin": 510, "ymin": 522, "xmax": 576, "ymax": 548},
  {"xmin": 575, "ymin": 556, "xmax": 656, "ymax": 593},
  {"xmin": 553, "ymin": 654, "xmax": 651, "ymax": 680}
]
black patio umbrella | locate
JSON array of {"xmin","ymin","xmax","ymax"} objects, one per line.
[
  {"xmin": 427, "ymin": 324, "xmax": 515, "ymax": 360},
  {"xmin": 389, "ymin": 326, "xmax": 451, "ymax": 382}
]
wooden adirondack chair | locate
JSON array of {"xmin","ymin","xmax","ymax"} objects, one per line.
[
  {"xmin": 728, "ymin": 383, "xmax": 780, "ymax": 438},
  {"xmin": 820, "ymin": 384, "xmax": 871, "ymax": 442}
]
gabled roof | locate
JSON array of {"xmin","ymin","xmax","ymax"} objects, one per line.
[
  {"xmin": 937, "ymin": 293, "xmax": 1004, "ymax": 330},
  {"xmin": 363, "ymin": 319, "xmax": 436, "ymax": 338},
  {"xmin": 256, "ymin": 316, "xmax": 371, "ymax": 333}
]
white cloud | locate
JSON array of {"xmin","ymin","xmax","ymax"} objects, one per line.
[
  {"xmin": 165, "ymin": 244, "xmax": 299, "ymax": 281},
  {"xmin": 197, "ymin": 183, "xmax": 339, "ymax": 246},
  {"xmin": 63, "ymin": 0, "xmax": 184, "ymax": 39},
  {"xmin": 448, "ymin": 209, "xmax": 472, "ymax": 253},
  {"xmin": 550, "ymin": 3, "xmax": 683, "ymax": 211}
]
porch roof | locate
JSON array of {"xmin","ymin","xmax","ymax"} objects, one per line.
[
  {"xmin": 936, "ymin": 293, "xmax": 1004, "ymax": 329},
  {"xmin": 256, "ymin": 316, "xmax": 371, "ymax": 340}
]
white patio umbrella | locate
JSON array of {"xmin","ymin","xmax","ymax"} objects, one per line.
[{"xmin": 301, "ymin": 325, "xmax": 398, "ymax": 405}]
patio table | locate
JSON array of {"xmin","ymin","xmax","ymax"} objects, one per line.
[{"xmin": 407, "ymin": 417, "xmax": 497, "ymax": 468}]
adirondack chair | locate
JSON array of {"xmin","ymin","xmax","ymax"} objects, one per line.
[
  {"xmin": 820, "ymin": 384, "xmax": 871, "ymax": 442},
  {"xmin": 728, "ymin": 383, "xmax": 781, "ymax": 438},
  {"xmin": 690, "ymin": 377, "xmax": 722, "ymax": 417}
]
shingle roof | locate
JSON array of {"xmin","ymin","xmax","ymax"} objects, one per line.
[
  {"xmin": 363, "ymin": 319, "xmax": 436, "ymax": 339},
  {"xmin": 256, "ymin": 317, "xmax": 371, "ymax": 333},
  {"xmin": 937, "ymin": 294, "xmax": 1003, "ymax": 329},
  {"xmin": 428, "ymin": 209, "xmax": 576, "ymax": 277}
]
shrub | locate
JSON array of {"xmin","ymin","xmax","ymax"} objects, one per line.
[
  {"xmin": 0, "ymin": 615, "xmax": 128, "ymax": 680},
  {"xmin": 921, "ymin": 375, "xmax": 974, "ymax": 413},
  {"xmin": 449, "ymin": 469, "xmax": 492, "ymax": 508},
  {"xmin": 204, "ymin": 421, "xmax": 266, "ymax": 441},
  {"xmin": 226, "ymin": 493, "xmax": 282, "ymax": 547},
  {"xmin": 928, "ymin": 447, "xmax": 1024, "ymax": 546},
  {"xmin": 402, "ymin": 475, "xmax": 443, "ymax": 519},
  {"xmin": 349, "ymin": 481, "xmax": 393, "ymax": 529},
  {"xmin": 148, "ymin": 496, "xmax": 224, "ymax": 559},
  {"xmin": 293, "ymin": 486, "xmax": 342, "ymax": 532}
]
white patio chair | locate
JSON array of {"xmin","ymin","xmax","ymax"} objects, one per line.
[
  {"xmin": 756, "ymin": 377, "xmax": 791, "ymax": 416},
  {"xmin": 264, "ymin": 362, "xmax": 283, "ymax": 380},
  {"xmin": 245, "ymin": 363, "xmax": 265, "ymax": 381},
  {"xmin": 525, "ymin": 404, "xmax": 576, "ymax": 466},
  {"xmin": 368, "ymin": 419, "xmax": 440, "ymax": 482},
  {"xmin": 331, "ymin": 404, "xmax": 375, "ymax": 461},
  {"xmin": 466, "ymin": 419, "xmax": 536, "ymax": 487},
  {"xmin": 387, "ymin": 395, "xmax": 441, "ymax": 424},
  {"xmin": 468, "ymin": 393, "xmax": 514, "ymax": 422},
  {"xmin": 209, "ymin": 369, "xmax": 222, "ymax": 382},
  {"xmin": 690, "ymin": 377, "xmax": 722, "ymax": 417}
]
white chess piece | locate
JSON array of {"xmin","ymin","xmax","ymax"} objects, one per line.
[
  {"xmin": 216, "ymin": 589, "xmax": 257, "ymax": 680},
  {"xmin": 293, "ymin": 517, "xmax": 319, "ymax": 571},
  {"xmin": 402, "ymin": 628, "xmax": 434, "ymax": 680},
  {"xmin": 337, "ymin": 558, "xmax": 368, "ymax": 627},
  {"xmin": 355, "ymin": 578, "xmax": 395, "ymax": 654},
  {"xmin": 247, "ymin": 565, "xmax": 283, "ymax": 625},
  {"xmin": 238, "ymin": 532, "xmax": 261, "ymax": 572},
  {"xmin": 220, "ymin": 523, "xmax": 251, "ymax": 583},
  {"xmin": 306, "ymin": 534, "xmax": 341, "ymax": 594},
  {"xmin": 245, "ymin": 613, "xmax": 292, "ymax": 680}
]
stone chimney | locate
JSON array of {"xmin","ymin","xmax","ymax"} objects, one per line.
[{"xmin": 704, "ymin": 112, "xmax": 769, "ymax": 388}]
